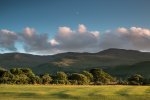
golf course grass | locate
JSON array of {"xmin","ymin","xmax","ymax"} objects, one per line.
[{"xmin": 0, "ymin": 85, "xmax": 149, "ymax": 100}]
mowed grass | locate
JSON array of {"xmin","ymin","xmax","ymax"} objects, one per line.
[{"xmin": 0, "ymin": 85, "xmax": 150, "ymax": 100}]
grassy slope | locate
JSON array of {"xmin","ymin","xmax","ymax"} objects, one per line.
[
  {"xmin": 0, "ymin": 85, "xmax": 149, "ymax": 100},
  {"xmin": 0, "ymin": 53, "xmax": 52, "ymax": 69},
  {"xmin": 107, "ymin": 61, "xmax": 150, "ymax": 78}
]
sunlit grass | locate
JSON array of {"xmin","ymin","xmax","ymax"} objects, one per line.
[{"xmin": 0, "ymin": 85, "xmax": 149, "ymax": 100}]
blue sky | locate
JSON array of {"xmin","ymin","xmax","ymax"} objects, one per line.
[
  {"xmin": 1, "ymin": 0, "xmax": 150, "ymax": 32},
  {"xmin": 0, "ymin": 0, "xmax": 150, "ymax": 54}
]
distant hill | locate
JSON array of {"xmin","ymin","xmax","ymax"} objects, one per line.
[{"xmin": 0, "ymin": 48, "xmax": 150, "ymax": 78}]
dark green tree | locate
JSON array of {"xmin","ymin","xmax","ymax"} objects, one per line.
[
  {"xmin": 143, "ymin": 78, "xmax": 150, "ymax": 85},
  {"xmin": 128, "ymin": 74, "xmax": 144, "ymax": 85},
  {"xmin": 21, "ymin": 68, "xmax": 35, "ymax": 77},
  {"xmin": 10, "ymin": 68, "xmax": 23, "ymax": 75},
  {"xmin": 0, "ymin": 69, "xmax": 13, "ymax": 84}
]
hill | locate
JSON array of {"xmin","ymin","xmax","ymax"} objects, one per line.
[{"xmin": 0, "ymin": 48, "xmax": 150, "ymax": 78}]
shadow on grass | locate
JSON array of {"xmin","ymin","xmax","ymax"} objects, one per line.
[
  {"xmin": 145, "ymin": 88, "xmax": 150, "ymax": 94},
  {"xmin": 115, "ymin": 87, "xmax": 132, "ymax": 96},
  {"xmin": 51, "ymin": 90, "xmax": 80, "ymax": 100},
  {"xmin": 0, "ymin": 92, "xmax": 40, "ymax": 98}
]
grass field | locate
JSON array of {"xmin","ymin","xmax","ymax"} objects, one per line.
[{"xmin": 0, "ymin": 85, "xmax": 149, "ymax": 100}]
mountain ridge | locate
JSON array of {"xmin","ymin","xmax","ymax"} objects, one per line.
[{"xmin": 0, "ymin": 48, "xmax": 150, "ymax": 78}]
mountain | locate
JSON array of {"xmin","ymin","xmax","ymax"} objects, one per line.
[
  {"xmin": 0, "ymin": 48, "xmax": 150, "ymax": 78},
  {"xmin": 0, "ymin": 53, "xmax": 52, "ymax": 69}
]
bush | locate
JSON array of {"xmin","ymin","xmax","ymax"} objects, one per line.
[
  {"xmin": 69, "ymin": 73, "xmax": 89, "ymax": 85},
  {"xmin": 52, "ymin": 71, "xmax": 69, "ymax": 84},
  {"xmin": 69, "ymin": 80, "xmax": 78, "ymax": 85},
  {"xmin": 29, "ymin": 76, "xmax": 42, "ymax": 84},
  {"xmin": 143, "ymin": 78, "xmax": 150, "ymax": 85},
  {"xmin": 53, "ymin": 80, "xmax": 70, "ymax": 85},
  {"xmin": 90, "ymin": 68, "xmax": 115, "ymax": 84},
  {"xmin": 128, "ymin": 74, "xmax": 144, "ymax": 85},
  {"xmin": 41, "ymin": 73, "xmax": 53, "ymax": 84},
  {"xmin": 82, "ymin": 71, "xmax": 93, "ymax": 83}
]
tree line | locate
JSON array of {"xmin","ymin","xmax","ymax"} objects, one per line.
[{"xmin": 0, "ymin": 68, "xmax": 150, "ymax": 85}]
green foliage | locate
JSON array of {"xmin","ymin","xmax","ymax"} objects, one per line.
[
  {"xmin": 90, "ymin": 68, "xmax": 115, "ymax": 84},
  {"xmin": 29, "ymin": 75, "xmax": 42, "ymax": 84},
  {"xmin": 53, "ymin": 71, "xmax": 69, "ymax": 84},
  {"xmin": 128, "ymin": 74, "xmax": 144, "ymax": 85},
  {"xmin": 10, "ymin": 68, "xmax": 23, "ymax": 75},
  {"xmin": 53, "ymin": 80, "xmax": 70, "ymax": 85},
  {"xmin": 143, "ymin": 78, "xmax": 150, "ymax": 85},
  {"xmin": 14, "ymin": 74, "xmax": 29, "ymax": 84},
  {"xmin": 10, "ymin": 68, "xmax": 36, "ymax": 84},
  {"xmin": 55, "ymin": 71, "xmax": 68, "ymax": 80},
  {"xmin": 82, "ymin": 70, "xmax": 93, "ymax": 83},
  {"xmin": 69, "ymin": 73, "xmax": 89, "ymax": 85},
  {"xmin": 69, "ymin": 80, "xmax": 78, "ymax": 85},
  {"xmin": 0, "ymin": 70, "xmax": 13, "ymax": 84},
  {"xmin": 117, "ymin": 78, "xmax": 128, "ymax": 85},
  {"xmin": 41, "ymin": 73, "xmax": 52, "ymax": 84},
  {"xmin": 21, "ymin": 68, "xmax": 35, "ymax": 77},
  {"xmin": 0, "ymin": 67, "xmax": 149, "ymax": 85}
]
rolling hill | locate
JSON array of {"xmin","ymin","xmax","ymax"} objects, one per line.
[{"xmin": 0, "ymin": 48, "xmax": 150, "ymax": 78}]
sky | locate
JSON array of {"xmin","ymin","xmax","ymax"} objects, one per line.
[{"xmin": 0, "ymin": 0, "xmax": 150, "ymax": 55}]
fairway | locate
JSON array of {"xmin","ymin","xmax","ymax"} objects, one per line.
[{"xmin": 0, "ymin": 85, "xmax": 149, "ymax": 100}]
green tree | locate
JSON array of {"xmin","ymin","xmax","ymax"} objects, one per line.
[
  {"xmin": 56, "ymin": 71, "xmax": 68, "ymax": 80},
  {"xmin": 41, "ymin": 73, "xmax": 52, "ymax": 84},
  {"xmin": 29, "ymin": 75, "xmax": 42, "ymax": 84},
  {"xmin": 90, "ymin": 68, "xmax": 115, "ymax": 84},
  {"xmin": 143, "ymin": 78, "xmax": 150, "ymax": 85},
  {"xmin": 117, "ymin": 78, "xmax": 128, "ymax": 85},
  {"xmin": 82, "ymin": 71, "xmax": 93, "ymax": 83},
  {"xmin": 21, "ymin": 68, "xmax": 35, "ymax": 77},
  {"xmin": 10, "ymin": 68, "xmax": 35, "ymax": 84},
  {"xmin": 10, "ymin": 68, "xmax": 23, "ymax": 75},
  {"xmin": 128, "ymin": 74, "xmax": 144, "ymax": 85},
  {"xmin": 14, "ymin": 74, "xmax": 29, "ymax": 84},
  {"xmin": 69, "ymin": 73, "xmax": 88, "ymax": 85},
  {"xmin": 0, "ymin": 69, "xmax": 13, "ymax": 84},
  {"xmin": 53, "ymin": 71, "xmax": 69, "ymax": 84}
]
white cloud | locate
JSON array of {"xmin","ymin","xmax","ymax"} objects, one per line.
[
  {"xmin": 51, "ymin": 24, "xmax": 100, "ymax": 52},
  {"xmin": 91, "ymin": 31, "xmax": 100, "ymax": 38},
  {"xmin": 23, "ymin": 27, "xmax": 35, "ymax": 37},
  {"xmin": 49, "ymin": 39, "xmax": 59, "ymax": 46},
  {"xmin": 0, "ymin": 29, "xmax": 18, "ymax": 51},
  {"xmin": 130, "ymin": 27, "xmax": 150, "ymax": 37},
  {"xmin": 20, "ymin": 27, "xmax": 51, "ymax": 52},
  {"xmin": 1, "ymin": 25, "xmax": 150, "ymax": 54},
  {"xmin": 100, "ymin": 27, "xmax": 150, "ymax": 51},
  {"xmin": 78, "ymin": 24, "xmax": 87, "ymax": 33},
  {"xmin": 117, "ymin": 27, "xmax": 128, "ymax": 33},
  {"xmin": 58, "ymin": 27, "xmax": 72, "ymax": 38}
]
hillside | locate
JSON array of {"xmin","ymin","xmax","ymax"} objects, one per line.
[{"xmin": 0, "ymin": 48, "xmax": 150, "ymax": 78}]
